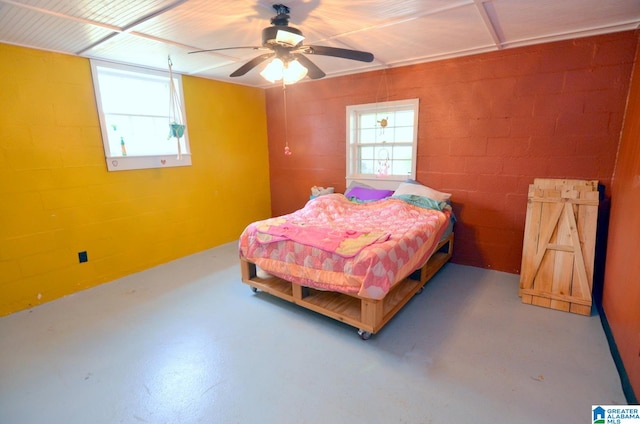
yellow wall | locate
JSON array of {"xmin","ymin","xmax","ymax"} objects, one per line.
[{"xmin": 0, "ymin": 44, "xmax": 272, "ymax": 315}]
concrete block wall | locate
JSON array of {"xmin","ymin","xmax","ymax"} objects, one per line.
[
  {"xmin": 265, "ymin": 31, "xmax": 637, "ymax": 273},
  {"xmin": 603, "ymin": 33, "xmax": 640, "ymax": 400},
  {"xmin": 0, "ymin": 44, "xmax": 272, "ymax": 315}
]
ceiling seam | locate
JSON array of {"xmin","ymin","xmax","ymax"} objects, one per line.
[
  {"xmin": 0, "ymin": 0, "xmax": 193, "ymax": 56},
  {"xmin": 0, "ymin": 0, "xmax": 120, "ymax": 31},
  {"xmin": 473, "ymin": 0, "xmax": 504, "ymax": 49},
  {"xmin": 312, "ymin": 0, "xmax": 475, "ymax": 67},
  {"xmin": 76, "ymin": 0, "xmax": 191, "ymax": 55},
  {"xmin": 310, "ymin": 0, "xmax": 475, "ymax": 44}
]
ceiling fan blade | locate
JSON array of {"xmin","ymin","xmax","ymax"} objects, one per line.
[
  {"xmin": 230, "ymin": 53, "xmax": 275, "ymax": 77},
  {"xmin": 294, "ymin": 54, "xmax": 325, "ymax": 79},
  {"xmin": 188, "ymin": 46, "xmax": 263, "ymax": 54},
  {"xmin": 300, "ymin": 45, "xmax": 374, "ymax": 62}
]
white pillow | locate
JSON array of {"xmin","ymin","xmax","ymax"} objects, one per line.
[
  {"xmin": 392, "ymin": 182, "xmax": 452, "ymax": 202},
  {"xmin": 346, "ymin": 180, "xmax": 374, "ymax": 191}
]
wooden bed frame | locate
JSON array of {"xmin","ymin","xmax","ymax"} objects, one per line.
[{"xmin": 240, "ymin": 233, "xmax": 454, "ymax": 339}]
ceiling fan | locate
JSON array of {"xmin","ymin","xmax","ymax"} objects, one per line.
[{"xmin": 189, "ymin": 4, "xmax": 374, "ymax": 82}]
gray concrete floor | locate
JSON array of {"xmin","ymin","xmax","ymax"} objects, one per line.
[{"xmin": 0, "ymin": 242, "xmax": 627, "ymax": 424}]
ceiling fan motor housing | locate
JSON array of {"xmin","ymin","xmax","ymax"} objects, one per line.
[{"xmin": 262, "ymin": 25, "xmax": 303, "ymax": 47}]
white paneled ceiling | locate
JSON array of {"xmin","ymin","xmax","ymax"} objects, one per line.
[{"xmin": 1, "ymin": 0, "xmax": 639, "ymax": 87}]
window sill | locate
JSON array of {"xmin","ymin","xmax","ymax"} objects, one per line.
[{"xmin": 105, "ymin": 154, "xmax": 192, "ymax": 172}]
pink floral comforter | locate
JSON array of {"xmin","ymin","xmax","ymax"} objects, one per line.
[{"xmin": 238, "ymin": 194, "xmax": 450, "ymax": 300}]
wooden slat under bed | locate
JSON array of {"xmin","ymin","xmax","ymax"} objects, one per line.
[{"xmin": 240, "ymin": 233, "xmax": 454, "ymax": 339}]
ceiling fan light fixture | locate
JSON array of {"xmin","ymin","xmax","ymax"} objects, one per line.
[
  {"xmin": 260, "ymin": 58, "xmax": 308, "ymax": 84},
  {"xmin": 283, "ymin": 59, "xmax": 308, "ymax": 84},
  {"xmin": 260, "ymin": 58, "xmax": 285, "ymax": 83}
]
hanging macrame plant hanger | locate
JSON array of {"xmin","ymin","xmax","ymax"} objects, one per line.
[{"xmin": 168, "ymin": 56, "xmax": 185, "ymax": 159}]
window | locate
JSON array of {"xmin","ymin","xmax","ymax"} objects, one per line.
[
  {"xmin": 90, "ymin": 60, "xmax": 191, "ymax": 171},
  {"xmin": 346, "ymin": 99, "xmax": 418, "ymax": 188}
]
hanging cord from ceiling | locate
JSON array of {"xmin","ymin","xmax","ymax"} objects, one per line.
[
  {"xmin": 374, "ymin": 68, "xmax": 390, "ymax": 176},
  {"xmin": 168, "ymin": 55, "xmax": 185, "ymax": 160},
  {"xmin": 375, "ymin": 68, "xmax": 390, "ymax": 105},
  {"xmin": 374, "ymin": 68, "xmax": 390, "ymax": 133},
  {"xmin": 282, "ymin": 80, "xmax": 292, "ymax": 156}
]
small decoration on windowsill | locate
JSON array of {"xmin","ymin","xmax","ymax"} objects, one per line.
[
  {"xmin": 168, "ymin": 56, "xmax": 186, "ymax": 160},
  {"xmin": 120, "ymin": 136, "xmax": 127, "ymax": 156},
  {"xmin": 111, "ymin": 124, "xmax": 128, "ymax": 157}
]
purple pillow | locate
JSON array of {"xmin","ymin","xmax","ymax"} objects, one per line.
[{"xmin": 344, "ymin": 186, "xmax": 394, "ymax": 201}]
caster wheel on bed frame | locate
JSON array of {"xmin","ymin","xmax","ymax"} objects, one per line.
[
  {"xmin": 358, "ymin": 330, "xmax": 372, "ymax": 340},
  {"xmin": 416, "ymin": 286, "xmax": 424, "ymax": 295},
  {"xmin": 250, "ymin": 286, "xmax": 258, "ymax": 293}
]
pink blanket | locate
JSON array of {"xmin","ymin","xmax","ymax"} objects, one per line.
[
  {"xmin": 239, "ymin": 194, "xmax": 450, "ymax": 300},
  {"xmin": 254, "ymin": 218, "xmax": 390, "ymax": 257}
]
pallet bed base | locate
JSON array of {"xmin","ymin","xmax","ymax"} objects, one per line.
[{"xmin": 240, "ymin": 233, "xmax": 454, "ymax": 339}]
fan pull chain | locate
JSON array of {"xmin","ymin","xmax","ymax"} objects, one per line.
[{"xmin": 283, "ymin": 81, "xmax": 291, "ymax": 156}]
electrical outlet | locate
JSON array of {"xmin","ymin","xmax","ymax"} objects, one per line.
[{"xmin": 78, "ymin": 251, "xmax": 88, "ymax": 263}]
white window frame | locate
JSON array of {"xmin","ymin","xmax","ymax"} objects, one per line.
[
  {"xmin": 90, "ymin": 60, "xmax": 191, "ymax": 172},
  {"xmin": 346, "ymin": 99, "xmax": 419, "ymax": 190}
]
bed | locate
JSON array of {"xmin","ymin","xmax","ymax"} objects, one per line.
[{"xmin": 238, "ymin": 182, "xmax": 455, "ymax": 339}]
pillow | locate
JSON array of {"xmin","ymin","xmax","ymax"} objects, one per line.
[
  {"xmin": 345, "ymin": 186, "xmax": 394, "ymax": 201},
  {"xmin": 392, "ymin": 182, "xmax": 452, "ymax": 202}
]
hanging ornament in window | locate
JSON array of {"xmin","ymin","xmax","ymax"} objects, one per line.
[
  {"xmin": 377, "ymin": 117, "xmax": 388, "ymax": 135},
  {"xmin": 375, "ymin": 68, "xmax": 390, "ymax": 137},
  {"xmin": 377, "ymin": 146, "xmax": 390, "ymax": 177}
]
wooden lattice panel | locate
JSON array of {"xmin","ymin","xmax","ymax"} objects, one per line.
[{"xmin": 519, "ymin": 179, "xmax": 599, "ymax": 315}]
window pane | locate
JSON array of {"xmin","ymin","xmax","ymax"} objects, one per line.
[
  {"xmin": 393, "ymin": 145, "xmax": 413, "ymax": 160},
  {"xmin": 359, "ymin": 114, "xmax": 377, "ymax": 128},
  {"xmin": 359, "ymin": 145, "xmax": 374, "ymax": 160},
  {"xmin": 97, "ymin": 69, "xmax": 172, "ymax": 116},
  {"xmin": 390, "ymin": 159, "xmax": 412, "ymax": 176},
  {"xmin": 393, "ymin": 126, "xmax": 414, "ymax": 142},
  {"xmin": 360, "ymin": 128, "xmax": 377, "ymax": 143},
  {"xmin": 359, "ymin": 159, "xmax": 374, "ymax": 174},
  {"xmin": 106, "ymin": 115, "xmax": 180, "ymax": 157},
  {"xmin": 394, "ymin": 110, "xmax": 414, "ymax": 126}
]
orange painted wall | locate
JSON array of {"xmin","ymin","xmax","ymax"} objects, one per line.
[
  {"xmin": 265, "ymin": 31, "xmax": 636, "ymax": 273},
  {"xmin": 603, "ymin": 33, "xmax": 640, "ymax": 399}
]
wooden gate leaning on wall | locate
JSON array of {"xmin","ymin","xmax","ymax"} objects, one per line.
[{"xmin": 519, "ymin": 178, "xmax": 599, "ymax": 316}]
